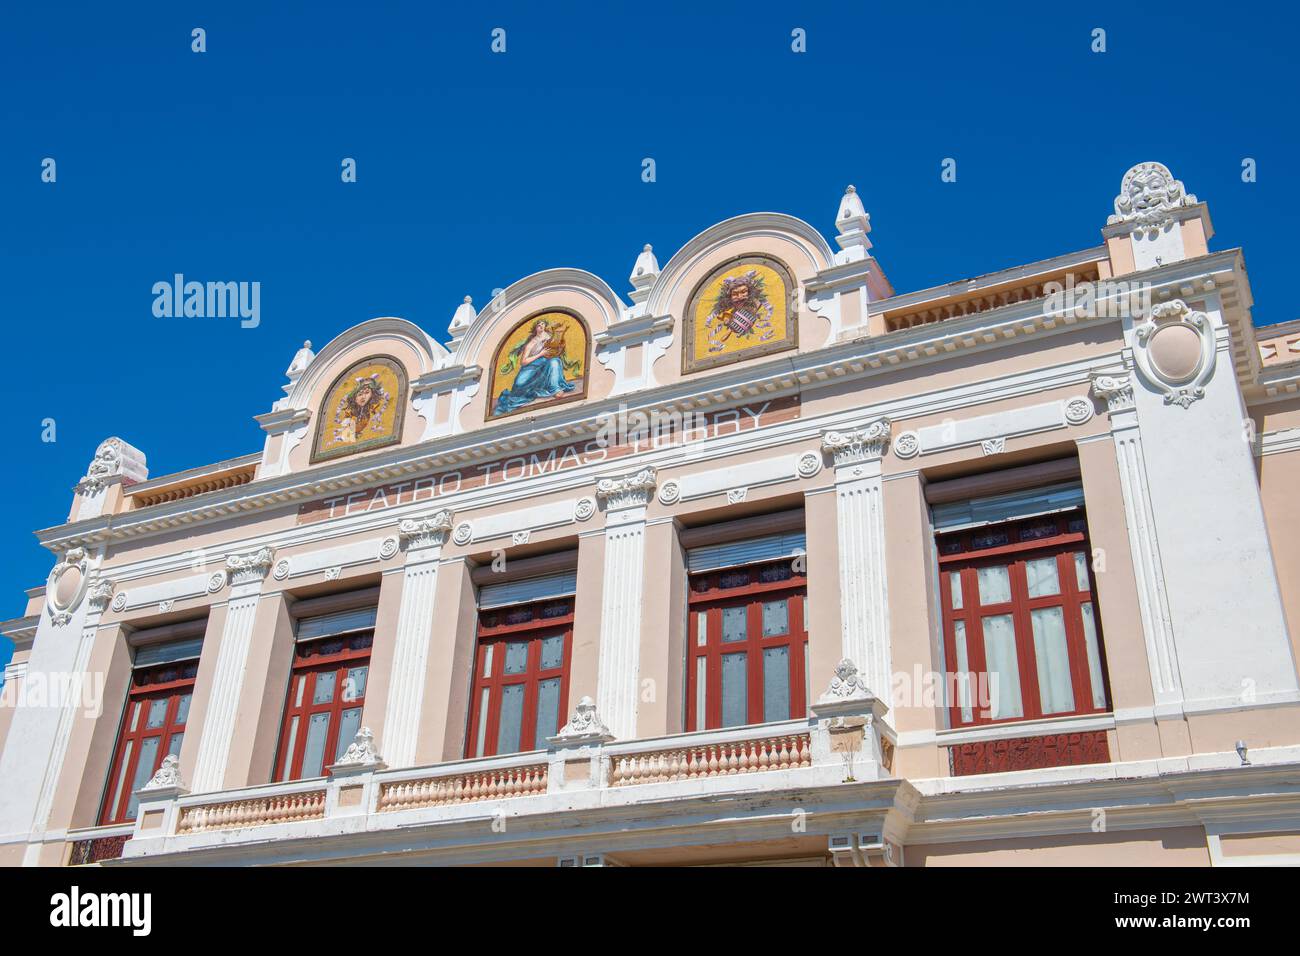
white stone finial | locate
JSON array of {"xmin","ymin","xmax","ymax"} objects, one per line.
[
  {"xmin": 140, "ymin": 754, "xmax": 188, "ymax": 793},
  {"xmin": 1108, "ymin": 161, "xmax": 1197, "ymax": 234},
  {"xmin": 449, "ymin": 295, "xmax": 477, "ymax": 343},
  {"xmin": 834, "ymin": 184, "xmax": 873, "ymax": 263},
  {"xmin": 628, "ymin": 243, "xmax": 661, "ymax": 304},
  {"xmin": 551, "ymin": 696, "xmax": 613, "ymax": 742},
  {"xmin": 818, "ymin": 658, "xmax": 873, "ymax": 704},
  {"xmin": 333, "ymin": 727, "xmax": 384, "ymax": 769},
  {"xmin": 78, "ymin": 437, "xmax": 148, "ymax": 496}
]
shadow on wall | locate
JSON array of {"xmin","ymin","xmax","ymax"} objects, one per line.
[{"xmin": 0, "ymin": 636, "xmax": 10, "ymax": 690}]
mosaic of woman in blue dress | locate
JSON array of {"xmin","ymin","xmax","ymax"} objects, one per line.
[{"xmin": 494, "ymin": 318, "xmax": 577, "ymax": 415}]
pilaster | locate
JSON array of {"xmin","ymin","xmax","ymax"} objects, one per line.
[
  {"xmin": 593, "ymin": 467, "xmax": 656, "ymax": 740},
  {"xmin": 821, "ymin": 420, "xmax": 892, "ymax": 702}
]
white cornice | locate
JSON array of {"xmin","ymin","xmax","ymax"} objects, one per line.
[{"xmin": 35, "ymin": 251, "xmax": 1253, "ymax": 558}]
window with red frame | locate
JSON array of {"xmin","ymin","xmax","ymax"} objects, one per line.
[
  {"xmin": 687, "ymin": 556, "xmax": 808, "ymax": 731},
  {"xmin": 100, "ymin": 636, "xmax": 202, "ymax": 825},
  {"xmin": 466, "ymin": 595, "xmax": 573, "ymax": 758},
  {"xmin": 937, "ymin": 507, "xmax": 1110, "ymax": 727},
  {"xmin": 274, "ymin": 607, "xmax": 374, "ymax": 781}
]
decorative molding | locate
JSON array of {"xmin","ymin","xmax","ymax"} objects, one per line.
[
  {"xmin": 1091, "ymin": 372, "xmax": 1135, "ymax": 414},
  {"xmin": 821, "ymin": 419, "xmax": 891, "ymax": 467},
  {"xmin": 726, "ymin": 488, "xmax": 748, "ymax": 504},
  {"xmin": 1132, "ymin": 300, "xmax": 1216, "ymax": 408},
  {"xmin": 206, "ymin": 571, "xmax": 227, "ymax": 593},
  {"xmin": 226, "ymin": 546, "xmax": 275, "ymax": 586},
  {"xmin": 551, "ymin": 696, "xmax": 614, "ymax": 742},
  {"xmin": 46, "ymin": 547, "xmax": 90, "ymax": 627},
  {"xmin": 398, "ymin": 510, "xmax": 454, "ymax": 550},
  {"xmin": 573, "ymin": 497, "xmax": 596, "ymax": 521},
  {"xmin": 658, "ymin": 480, "xmax": 681, "ymax": 505},
  {"xmin": 452, "ymin": 522, "xmax": 473, "ymax": 546},
  {"xmin": 981, "ymin": 437, "xmax": 1005, "ymax": 456},
  {"xmin": 595, "ymin": 466, "xmax": 657, "ymax": 510},
  {"xmin": 1063, "ymin": 396, "xmax": 1095, "ymax": 425},
  {"xmin": 512, "ymin": 530, "xmax": 531, "ymax": 546},
  {"xmin": 158, "ymin": 599, "xmax": 175, "ymax": 613},
  {"xmin": 1108, "ymin": 161, "xmax": 1197, "ymax": 235},
  {"xmin": 893, "ymin": 431, "xmax": 920, "ymax": 459},
  {"xmin": 796, "ymin": 451, "xmax": 823, "ymax": 478},
  {"xmin": 87, "ymin": 578, "xmax": 115, "ymax": 613},
  {"xmin": 378, "ymin": 536, "xmax": 400, "ymax": 559}
]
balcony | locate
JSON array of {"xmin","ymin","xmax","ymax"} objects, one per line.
[{"xmin": 110, "ymin": 688, "xmax": 897, "ymax": 865}]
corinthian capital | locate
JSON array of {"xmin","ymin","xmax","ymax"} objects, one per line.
[
  {"xmin": 226, "ymin": 546, "xmax": 276, "ymax": 585},
  {"xmin": 398, "ymin": 509, "xmax": 454, "ymax": 549},
  {"xmin": 821, "ymin": 418, "xmax": 891, "ymax": 467},
  {"xmin": 595, "ymin": 466, "xmax": 657, "ymax": 510}
]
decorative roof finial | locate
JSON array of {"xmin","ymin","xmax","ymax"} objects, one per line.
[
  {"xmin": 1108, "ymin": 161, "xmax": 1197, "ymax": 235},
  {"xmin": 448, "ymin": 295, "xmax": 477, "ymax": 345},
  {"xmin": 629, "ymin": 244, "xmax": 660, "ymax": 304},
  {"xmin": 834, "ymin": 184, "xmax": 872, "ymax": 263}
]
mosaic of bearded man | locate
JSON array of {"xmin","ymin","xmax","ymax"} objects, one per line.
[{"xmin": 705, "ymin": 269, "xmax": 775, "ymax": 353}]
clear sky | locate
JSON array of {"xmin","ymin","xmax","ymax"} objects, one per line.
[{"xmin": 2, "ymin": 1, "xmax": 1296, "ymax": 673}]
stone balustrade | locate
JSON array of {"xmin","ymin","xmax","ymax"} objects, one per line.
[
  {"xmin": 378, "ymin": 762, "xmax": 548, "ymax": 812},
  {"xmin": 177, "ymin": 788, "xmax": 326, "ymax": 834},
  {"xmin": 609, "ymin": 732, "xmax": 812, "ymax": 787}
]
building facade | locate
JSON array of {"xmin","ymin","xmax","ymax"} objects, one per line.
[{"xmin": 3, "ymin": 161, "xmax": 1300, "ymax": 867}]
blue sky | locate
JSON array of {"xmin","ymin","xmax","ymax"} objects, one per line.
[{"xmin": 2, "ymin": 1, "xmax": 1296, "ymax": 673}]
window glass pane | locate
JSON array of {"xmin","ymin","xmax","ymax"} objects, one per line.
[
  {"xmin": 1074, "ymin": 552, "xmax": 1090, "ymax": 591},
  {"xmin": 539, "ymin": 635, "xmax": 564, "ymax": 670},
  {"xmin": 132, "ymin": 701, "xmax": 146, "ymax": 731},
  {"xmin": 949, "ymin": 572, "xmax": 963, "ymax": 610},
  {"xmin": 762, "ymin": 646, "xmax": 790, "ymax": 722},
  {"xmin": 1080, "ymin": 602, "xmax": 1107, "ymax": 709},
  {"xmin": 1025, "ymin": 557, "xmax": 1061, "ymax": 598},
  {"xmin": 301, "ymin": 713, "xmax": 331, "ymax": 778},
  {"xmin": 977, "ymin": 566, "xmax": 1012, "ymax": 605},
  {"xmin": 167, "ymin": 732, "xmax": 184, "ymax": 759},
  {"xmin": 1030, "ymin": 607, "xmax": 1075, "ymax": 714},
  {"xmin": 534, "ymin": 678, "xmax": 562, "ymax": 750},
  {"xmin": 980, "ymin": 614, "xmax": 1023, "ymax": 720},
  {"xmin": 695, "ymin": 657, "xmax": 707, "ymax": 729},
  {"xmin": 342, "ymin": 666, "xmax": 368, "ymax": 703},
  {"xmin": 496, "ymin": 684, "xmax": 526, "ymax": 754},
  {"xmin": 761, "ymin": 600, "xmax": 789, "ymax": 637},
  {"xmin": 108, "ymin": 740, "xmax": 134, "ymax": 820},
  {"xmin": 503, "ymin": 641, "xmax": 529, "ymax": 675},
  {"xmin": 293, "ymin": 674, "xmax": 306, "ymax": 707},
  {"xmin": 280, "ymin": 717, "xmax": 299, "ymax": 781},
  {"xmin": 174, "ymin": 693, "xmax": 192, "ymax": 725},
  {"xmin": 696, "ymin": 613, "xmax": 708, "ymax": 647},
  {"xmin": 335, "ymin": 707, "xmax": 363, "ymax": 762},
  {"xmin": 475, "ymin": 688, "xmax": 491, "ymax": 757},
  {"xmin": 721, "ymin": 606, "xmax": 747, "ymax": 643},
  {"xmin": 312, "ymin": 671, "xmax": 336, "ymax": 705},
  {"xmin": 145, "ymin": 698, "xmax": 168, "ymax": 730},
  {"xmin": 953, "ymin": 620, "xmax": 973, "ymax": 723},
  {"xmin": 720, "ymin": 653, "xmax": 748, "ymax": 727},
  {"xmin": 126, "ymin": 736, "xmax": 161, "ymax": 819},
  {"xmin": 480, "ymin": 643, "xmax": 494, "ymax": 679}
]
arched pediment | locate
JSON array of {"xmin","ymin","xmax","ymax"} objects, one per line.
[
  {"xmin": 644, "ymin": 212, "xmax": 835, "ymax": 320},
  {"xmin": 451, "ymin": 268, "xmax": 625, "ymax": 370},
  {"xmin": 284, "ymin": 317, "xmax": 447, "ymax": 411}
]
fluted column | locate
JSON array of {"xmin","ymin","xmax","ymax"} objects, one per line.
[
  {"xmin": 191, "ymin": 547, "xmax": 275, "ymax": 792},
  {"xmin": 381, "ymin": 510, "xmax": 453, "ymax": 767},
  {"xmin": 822, "ymin": 420, "xmax": 892, "ymax": 703},
  {"xmin": 593, "ymin": 467, "xmax": 656, "ymax": 740},
  {"xmin": 1091, "ymin": 372, "xmax": 1183, "ymax": 713}
]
